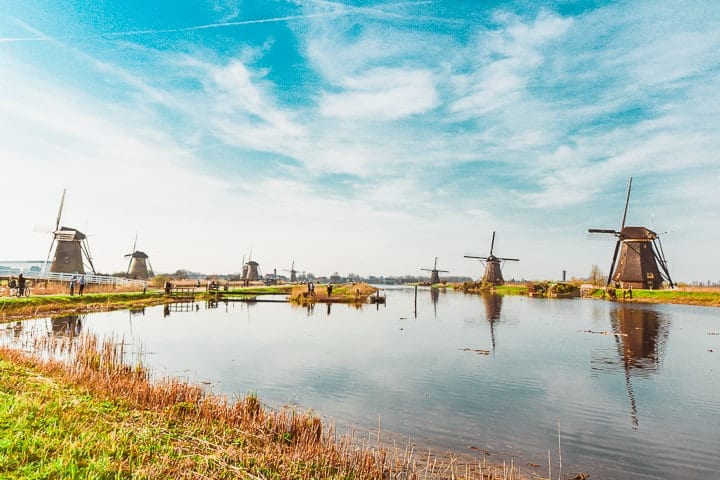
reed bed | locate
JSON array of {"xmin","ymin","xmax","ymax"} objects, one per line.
[
  {"xmin": 0, "ymin": 330, "xmax": 523, "ymax": 479},
  {"xmin": 289, "ymin": 282, "xmax": 377, "ymax": 306}
]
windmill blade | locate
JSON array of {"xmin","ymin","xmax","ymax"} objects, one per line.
[
  {"xmin": 43, "ymin": 237, "xmax": 56, "ymax": 273},
  {"xmin": 653, "ymin": 237, "xmax": 675, "ymax": 288},
  {"xmin": 498, "ymin": 257, "xmax": 520, "ymax": 262},
  {"xmin": 81, "ymin": 238, "xmax": 97, "ymax": 275},
  {"xmin": 464, "ymin": 255, "xmax": 489, "ymax": 260},
  {"xmin": 489, "ymin": 231, "xmax": 496, "ymax": 256},
  {"xmin": 147, "ymin": 259, "xmax": 155, "ymax": 277},
  {"xmin": 433, "ymin": 257, "xmax": 438, "ymax": 269},
  {"xmin": 437, "ymin": 269, "xmax": 449, "ymax": 273},
  {"xmin": 127, "ymin": 232, "xmax": 138, "ymax": 274},
  {"xmin": 606, "ymin": 239, "xmax": 622, "ymax": 287},
  {"xmin": 131, "ymin": 232, "xmax": 138, "ymax": 254},
  {"xmin": 588, "ymin": 228, "xmax": 618, "ymax": 234},
  {"xmin": 620, "ymin": 177, "xmax": 633, "ymax": 230},
  {"xmin": 55, "ymin": 189, "xmax": 66, "ymax": 231}
]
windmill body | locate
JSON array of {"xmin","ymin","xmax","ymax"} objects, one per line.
[
  {"xmin": 283, "ymin": 261, "xmax": 298, "ymax": 282},
  {"xmin": 612, "ymin": 227, "xmax": 666, "ymax": 289},
  {"xmin": 245, "ymin": 261, "xmax": 260, "ymax": 281},
  {"xmin": 124, "ymin": 233, "xmax": 153, "ymax": 280},
  {"xmin": 50, "ymin": 227, "xmax": 87, "ymax": 274},
  {"xmin": 588, "ymin": 178, "xmax": 674, "ymax": 289},
  {"xmin": 464, "ymin": 232, "xmax": 519, "ymax": 286},
  {"xmin": 127, "ymin": 251, "xmax": 151, "ymax": 279},
  {"xmin": 421, "ymin": 257, "xmax": 448, "ymax": 284}
]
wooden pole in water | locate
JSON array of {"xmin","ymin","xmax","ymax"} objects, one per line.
[{"xmin": 414, "ymin": 284, "xmax": 418, "ymax": 317}]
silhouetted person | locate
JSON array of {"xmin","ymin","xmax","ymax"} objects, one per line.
[
  {"xmin": 78, "ymin": 275, "xmax": 86, "ymax": 295},
  {"xmin": 327, "ymin": 283, "xmax": 333, "ymax": 297},
  {"xmin": 69, "ymin": 275, "xmax": 77, "ymax": 296},
  {"xmin": 628, "ymin": 285, "xmax": 633, "ymax": 299},
  {"xmin": 17, "ymin": 274, "xmax": 26, "ymax": 297}
]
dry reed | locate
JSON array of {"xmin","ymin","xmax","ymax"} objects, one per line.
[{"xmin": 0, "ymin": 330, "xmax": 524, "ymax": 480}]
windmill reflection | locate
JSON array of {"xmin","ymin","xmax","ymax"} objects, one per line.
[
  {"xmin": 593, "ymin": 305, "xmax": 669, "ymax": 428},
  {"xmin": 481, "ymin": 293, "xmax": 503, "ymax": 353},
  {"xmin": 430, "ymin": 287, "xmax": 440, "ymax": 317},
  {"xmin": 51, "ymin": 314, "xmax": 84, "ymax": 337}
]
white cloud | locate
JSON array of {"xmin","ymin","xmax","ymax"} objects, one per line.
[{"xmin": 319, "ymin": 68, "xmax": 438, "ymax": 120}]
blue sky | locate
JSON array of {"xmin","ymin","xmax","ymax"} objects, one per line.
[{"xmin": 1, "ymin": 0, "xmax": 718, "ymax": 281}]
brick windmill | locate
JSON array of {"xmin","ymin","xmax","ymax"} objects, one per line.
[
  {"xmin": 283, "ymin": 260, "xmax": 298, "ymax": 283},
  {"xmin": 43, "ymin": 189, "xmax": 97, "ymax": 275},
  {"xmin": 464, "ymin": 231, "xmax": 519, "ymax": 286},
  {"xmin": 124, "ymin": 232, "xmax": 154, "ymax": 279},
  {"xmin": 421, "ymin": 257, "xmax": 448, "ymax": 284},
  {"xmin": 588, "ymin": 177, "xmax": 674, "ymax": 289}
]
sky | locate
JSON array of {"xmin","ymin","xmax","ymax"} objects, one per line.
[{"xmin": 1, "ymin": 0, "xmax": 719, "ymax": 282}]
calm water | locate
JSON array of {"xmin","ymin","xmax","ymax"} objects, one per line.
[{"xmin": 5, "ymin": 288, "xmax": 720, "ymax": 479}]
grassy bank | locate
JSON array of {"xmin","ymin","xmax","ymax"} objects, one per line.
[
  {"xmin": 585, "ymin": 287, "xmax": 720, "ymax": 307},
  {"xmin": 0, "ymin": 292, "xmax": 166, "ymax": 323},
  {"xmin": 0, "ymin": 336, "xmax": 519, "ymax": 480}
]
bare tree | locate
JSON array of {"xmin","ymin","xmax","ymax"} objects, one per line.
[{"xmin": 589, "ymin": 265, "xmax": 604, "ymax": 285}]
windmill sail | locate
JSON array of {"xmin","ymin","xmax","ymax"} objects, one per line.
[{"xmin": 464, "ymin": 231, "xmax": 519, "ymax": 286}]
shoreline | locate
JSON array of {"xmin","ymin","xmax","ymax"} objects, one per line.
[{"xmin": 0, "ymin": 333, "xmax": 521, "ymax": 480}]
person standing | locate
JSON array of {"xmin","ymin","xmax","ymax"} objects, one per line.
[
  {"xmin": 69, "ymin": 274, "xmax": 77, "ymax": 296},
  {"xmin": 17, "ymin": 274, "xmax": 26, "ymax": 297},
  {"xmin": 79, "ymin": 275, "xmax": 86, "ymax": 296},
  {"xmin": 327, "ymin": 283, "xmax": 333, "ymax": 297}
]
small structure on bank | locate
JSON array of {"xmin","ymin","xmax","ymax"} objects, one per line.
[
  {"xmin": 421, "ymin": 257, "xmax": 449, "ymax": 284},
  {"xmin": 464, "ymin": 231, "xmax": 519, "ymax": 286},
  {"xmin": 124, "ymin": 233, "xmax": 154, "ymax": 279},
  {"xmin": 44, "ymin": 189, "xmax": 96, "ymax": 274},
  {"xmin": 588, "ymin": 177, "xmax": 674, "ymax": 289}
]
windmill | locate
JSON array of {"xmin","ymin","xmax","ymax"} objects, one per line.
[
  {"xmin": 43, "ymin": 189, "xmax": 97, "ymax": 275},
  {"xmin": 283, "ymin": 261, "xmax": 298, "ymax": 283},
  {"xmin": 421, "ymin": 257, "xmax": 449, "ymax": 285},
  {"xmin": 588, "ymin": 177, "xmax": 674, "ymax": 289},
  {"xmin": 464, "ymin": 231, "xmax": 519, "ymax": 286},
  {"xmin": 124, "ymin": 232, "xmax": 154, "ymax": 279},
  {"xmin": 244, "ymin": 250, "xmax": 260, "ymax": 281}
]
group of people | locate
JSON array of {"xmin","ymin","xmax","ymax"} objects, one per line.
[
  {"xmin": 603, "ymin": 284, "xmax": 633, "ymax": 300},
  {"xmin": 5, "ymin": 273, "xmax": 27, "ymax": 297},
  {"xmin": 68, "ymin": 274, "xmax": 86, "ymax": 296}
]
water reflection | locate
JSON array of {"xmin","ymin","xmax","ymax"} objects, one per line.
[
  {"xmin": 593, "ymin": 305, "xmax": 670, "ymax": 428},
  {"xmin": 611, "ymin": 306, "xmax": 669, "ymax": 373},
  {"xmin": 430, "ymin": 287, "xmax": 439, "ymax": 317},
  {"xmin": 51, "ymin": 314, "xmax": 84, "ymax": 337},
  {"xmin": 481, "ymin": 293, "xmax": 503, "ymax": 353}
]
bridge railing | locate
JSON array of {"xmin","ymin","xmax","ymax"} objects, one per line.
[{"xmin": 21, "ymin": 271, "xmax": 147, "ymax": 287}]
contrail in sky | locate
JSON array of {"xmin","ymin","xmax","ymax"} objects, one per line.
[{"xmin": 0, "ymin": 11, "xmax": 341, "ymax": 43}]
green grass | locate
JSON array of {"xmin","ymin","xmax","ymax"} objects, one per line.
[
  {"xmin": 493, "ymin": 285, "xmax": 529, "ymax": 296},
  {"xmin": 0, "ymin": 339, "xmax": 517, "ymax": 480},
  {"xmin": 623, "ymin": 289, "xmax": 720, "ymax": 305},
  {"xmin": 0, "ymin": 359, "xmax": 177, "ymax": 479},
  {"xmin": 0, "ymin": 292, "xmax": 166, "ymax": 323}
]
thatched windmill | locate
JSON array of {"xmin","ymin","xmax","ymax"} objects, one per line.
[
  {"xmin": 43, "ymin": 189, "xmax": 96, "ymax": 275},
  {"xmin": 588, "ymin": 177, "xmax": 674, "ymax": 289},
  {"xmin": 421, "ymin": 257, "xmax": 449, "ymax": 285},
  {"xmin": 124, "ymin": 233, "xmax": 154, "ymax": 279},
  {"xmin": 464, "ymin": 231, "xmax": 518, "ymax": 286},
  {"xmin": 283, "ymin": 261, "xmax": 298, "ymax": 283}
]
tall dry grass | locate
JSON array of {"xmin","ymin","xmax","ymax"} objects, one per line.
[{"xmin": 0, "ymin": 330, "xmax": 523, "ymax": 480}]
